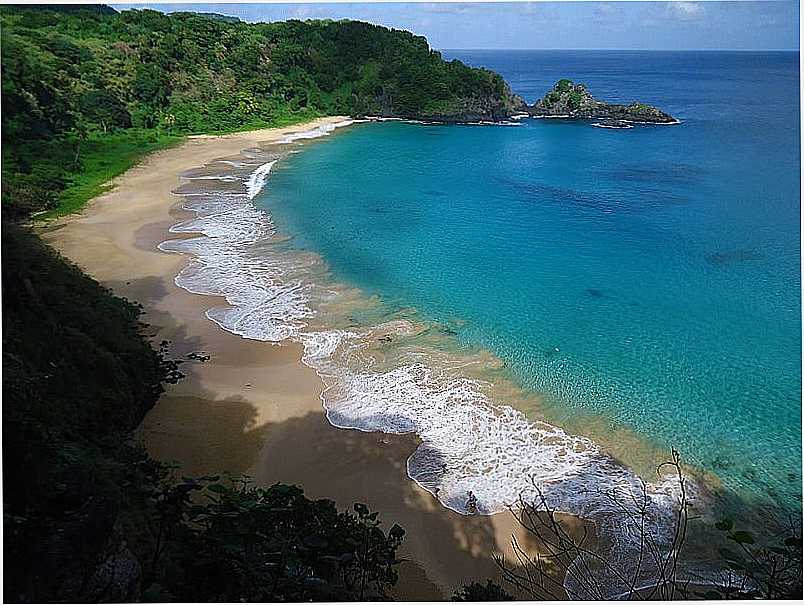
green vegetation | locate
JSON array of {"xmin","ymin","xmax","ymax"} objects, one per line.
[
  {"xmin": 556, "ymin": 78, "xmax": 573, "ymax": 92},
  {"xmin": 452, "ymin": 580, "xmax": 514, "ymax": 601},
  {"xmin": 50, "ymin": 130, "xmax": 180, "ymax": 218},
  {"xmin": 1, "ymin": 3, "xmax": 518, "ymax": 218},
  {"xmin": 2, "ymin": 222, "xmax": 178, "ymax": 600},
  {"xmin": 2, "ymin": 224, "xmax": 405, "ymax": 602},
  {"xmin": 568, "ymin": 90, "xmax": 583, "ymax": 110},
  {"xmin": 140, "ymin": 479, "xmax": 405, "ymax": 602}
]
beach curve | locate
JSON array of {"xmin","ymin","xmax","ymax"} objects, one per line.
[
  {"xmin": 150, "ymin": 117, "xmax": 706, "ymax": 598},
  {"xmin": 39, "ymin": 116, "xmax": 562, "ymax": 600}
]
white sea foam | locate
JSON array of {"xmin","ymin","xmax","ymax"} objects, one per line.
[
  {"xmin": 621, "ymin": 118, "xmax": 682, "ymax": 125},
  {"xmin": 278, "ymin": 119, "xmax": 359, "ymax": 144},
  {"xmin": 366, "ymin": 116, "xmax": 522, "ymax": 127},
  {"xmin": 299, "ymin": 321, "xmax": 694, "ymax": 597},
  {"xmin": 160, "ymin": 126, "xmax": 705, "ymax": 599},
  {"xmin": 245, "ymin": 160, "xmax": 277, "ymax": 199},
  {"xmin": 592, "ymin": 122, "xmax": 634, "ymax": 129},
  {"xmin": 469, "ymin": 120, "xmax": 522, "ymax": 127}
]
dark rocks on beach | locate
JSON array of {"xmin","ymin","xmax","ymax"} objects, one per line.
[
  {"xmin": 187, "ymin": 351, "xmax": 211, "ymax": 362},
  {"xmin": 528, "ymin": 79, "xmax": 677, "ymax": 124}
]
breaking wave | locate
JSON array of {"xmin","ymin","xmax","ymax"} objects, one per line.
[{"xmin": 159, "ymin": 120, "xmax": 705, "ymax": 598}]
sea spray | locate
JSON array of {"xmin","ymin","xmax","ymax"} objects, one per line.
[
  {"xmin": 159, "ymin": 120, "xmax": 702, "ymax": 598},
  {"xmin": 246, "ymin": 160, "xmax": 277, "ymax": 199}
]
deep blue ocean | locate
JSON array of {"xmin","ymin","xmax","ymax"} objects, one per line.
[{"xmin": 258, "ymin": 51, "xmax": 801, "ymax": 515}]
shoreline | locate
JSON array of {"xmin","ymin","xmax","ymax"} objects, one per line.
[{"xmin": 40, "ymin": 116, "xmax": 568, "ymax": 599}]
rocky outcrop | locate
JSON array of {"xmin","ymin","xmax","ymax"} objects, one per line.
[
  {"xmin": 366, "ymin": 78, "xmax": 529, "ymax": 124},
  {"xmin": 370, "ymin": 78, "xmax": 674, "ymax": 125},
  {"xmin": 419, "ymin": 91, "xmax": 529, "ymax": 123},
  {"xmin": 529, "ymin": 79, "xmax": 677, "ymax": 124}
]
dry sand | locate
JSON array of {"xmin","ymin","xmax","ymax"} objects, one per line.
[{"xmin": 41, "ymin": 117, "xmax": 575, "ymax": 600}]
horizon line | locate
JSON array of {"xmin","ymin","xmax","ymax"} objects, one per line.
[{"xmin": 442, "ymin": 47, "xmax": 800, "ymax": 52}]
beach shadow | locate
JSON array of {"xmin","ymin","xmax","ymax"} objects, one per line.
[
  {"xmin": 105, "ymin": 274, "xmax": 206, "ymax": 355},
  {"xmin": 251, "ymin": 410, "xmax": 510, "ymax": 599},
  {"xmin": 109, "ymin": 278, "xmax": 507, "ymax": 598},
  {"xmin": 107, "ymin": 274, "xmax": 172, "ymax": 311},
  {"xmin": 137, "ymin": 393, "xmax": 270, "ymax": 479},
  {"xmin": 117, "ymin": 274, "xmax": 800, "ymax": 599},
  {"xmin": 138, "ymin": 383, "xmax": 517, "ymax": 599}
]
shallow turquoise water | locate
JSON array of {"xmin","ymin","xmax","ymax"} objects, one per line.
[{"xmin": 259, "ymin": 51, "xmax": 801, "ymax": 514}]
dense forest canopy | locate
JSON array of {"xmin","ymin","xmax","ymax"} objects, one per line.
[
  {"xmin": 1, "ymin": 4, "xmax": 520, "ymax": 137},
  {"xmin": 0, "ymin": 4, "xmax": 521, "ymax": 219}
]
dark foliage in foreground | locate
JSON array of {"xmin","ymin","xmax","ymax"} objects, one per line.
[
  {"xmin": 704, "ymin": 518, "xmax": 802, "ymax": 599},
  {"xmin": 1, "ymin": 224, "xmax": 405, "ymax": 602},
  {"xmin": 451, "ymin": 579, "xmax": 515, "ymax": 601},
  {"xmin": 141, "ymin": 477, "xmax": 405, "ymax": 602},
  {"xmin": 2, "ymin": 223, "xmax": 179, "ymax": 600},
  {"xmin": 474, "ymin": 450, "xmax": 802, "ymax": 601}
]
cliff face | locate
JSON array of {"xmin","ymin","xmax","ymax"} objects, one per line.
[
  {"xmin": 409, "ymin": 88, "xmax": 528, "ymax": 123},
  {"xmin": 530, "ymin": 79, "xmax": 677, "ymax": 123},
  {"xmin": 367, "ymin": 71, "xmax": 528, "ymax": 123}
]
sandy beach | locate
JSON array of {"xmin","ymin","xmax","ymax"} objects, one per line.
[{"xmin": 39, "ymin": 116, "xmax": 574, "ymax": 599}]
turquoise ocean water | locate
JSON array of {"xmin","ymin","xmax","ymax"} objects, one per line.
[{"xmin": 257, "ymin": 51, "xmax": 801, "ymax": 516}]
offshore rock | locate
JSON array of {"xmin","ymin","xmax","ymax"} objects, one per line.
[{"xmin": 530, "ymin": 79, "xmax": 677, "ymax": 123}]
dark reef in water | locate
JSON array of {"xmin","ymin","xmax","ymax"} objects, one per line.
[
  {"xmin": 707, "ymin": 249, "xmax": 765, "ymax": 266},
  {"xmin": 527, "ymin": 79, "xmax": 678, "ymax": 124}
]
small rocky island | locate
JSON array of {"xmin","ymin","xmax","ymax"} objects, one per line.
[{"xmin": 525, "ymin": 79, "xmax": 677, "ymax": 124}]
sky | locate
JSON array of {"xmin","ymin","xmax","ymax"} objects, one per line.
[{"xmin": 113, "ymin": 1, "xmax": 800, "ymax": 50}]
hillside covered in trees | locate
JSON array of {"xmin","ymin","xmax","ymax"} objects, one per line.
[{"xmin": 1, "ymin": 4, "xmax": 523, "ymax": 218}]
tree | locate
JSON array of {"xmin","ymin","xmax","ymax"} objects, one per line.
[
  {"xmin": 78, "ymin": 89, "xmax": 132, "ymax": 132},
  {"xmin": 494, "ymin": 450, "xmax": 693, "ymax": 600},
  {"xmin": 144, "ymin": 476, "xmax": 406, "ymax": 602},
  {"xmin": 133, "ymin": 63, "xmax": 170, "ymax": 107},
  {"xmin": 452, "ymin": 580, "xmax": 514, "ymax": 601},
  {"xmin": 704, "ymin": 517, "xmax": 802, "ymax": 599},
  {"xmin": 489, "ymin": 450, "xmax": 802, "ymax": 601}
]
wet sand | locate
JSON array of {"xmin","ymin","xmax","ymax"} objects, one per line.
[{"xmin": 39, "ymin": 117, "xmax": 582, "ymax": 599}]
